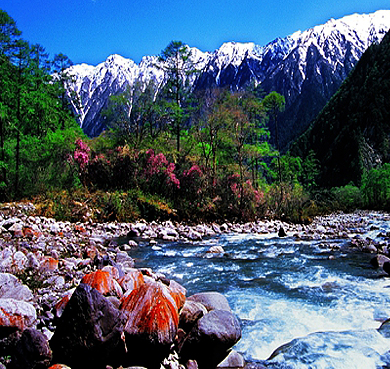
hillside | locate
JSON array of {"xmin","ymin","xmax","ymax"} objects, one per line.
[{"xmin": 290, "ymin": 30, "xmax": 390, "ymax": 187}]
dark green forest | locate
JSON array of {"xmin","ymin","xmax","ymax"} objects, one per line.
[
  {"xmin": 291, "ymin": 31, "xmax": 390, "ymax": 192},
  {"xmin": 1, "ymin": 9, "xmax": 389, "ymax": 223}
]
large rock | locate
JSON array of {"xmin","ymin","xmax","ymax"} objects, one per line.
[
  {"xmin": 179, "ymin": 300, "xmax": 208, "ymax": 333},
  {"xmin": 0, "ymin": 273, "xmax": 33, "ymax": 301},
  {"xmin": 379, "ymin": 319, "xmax": 390, "ymax": 338},
  {"xmin": 0, "ymin": 298, "xmax": 37, "ymax": 330},
  {"xmin": 179, "ymin": 310, "xmax": 242, "ymax": 369},
  {"xmin": 117, "ymin": 269, "xmax": 145, "ymax": 293},
  {"xmin": 50, "ymin": 283, "xmax": 127, "ymax": 369},
  {"xmin": 119, "ymin": 280, "xmax": 180, "ymax": 368},
  {"xmin": 188, "ymin": 292, "xmax": 232, "ymax": 312},
  {"xmin": 168, "ymin": 279, "xmax": 187, "ymax": 310},
  {"xmin": 8, "ymin": 328, "xmax": 52, "ymax": 369},
  {"xmin": 217, "ymin": 350, "xmax": 245, "ymax": 368},
  {"xmin": 371, "ymin": 254, "xmax": 390, "ymax": 269},
  {"xmin": 81, "ymin": 270, "xmax": 123, "ymax": 297}
]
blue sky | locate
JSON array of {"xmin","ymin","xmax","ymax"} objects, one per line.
[{"xmin": 1, "ymin": 0, "xmax": 389, "ymax": 66}]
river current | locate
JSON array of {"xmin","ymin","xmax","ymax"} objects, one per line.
[{"xmin": 125, "ymin": 212, "xmax": 390, "ymax": 369}]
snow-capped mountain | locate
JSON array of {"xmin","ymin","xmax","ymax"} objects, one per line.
[
  {"xmin": 67, "ymin": 48, "xmax": 211, "ymax": 136},
  {"xmin": 66, "ymin": 10, "xmax": 390, "ymax": 144}
]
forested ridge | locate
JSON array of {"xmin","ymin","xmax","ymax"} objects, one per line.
[
  {"xmin": 1, "ymin": 9, "xmax": 389, "ymax": 223},
  {"xmin": 291, "ymin": 29, "xmax": 390, "ymax": 208}
]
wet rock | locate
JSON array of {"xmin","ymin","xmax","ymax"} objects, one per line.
[
  {"xmin": 370, "ymin": 254, "xmax": 390, "ymax": 269},
  {"xmin": 217, "ymin": 350, "xmax": 245, "ymax": 368},
  {"xmin": 50, "ymin": 283, "xmax": 127, "ymax": 369},
  {"xmin": 207, "ymin": 246, "xmax": 225, "ymax": 254},
  {"xmin": 379, "ymin": 319, "xmax": 390, "ymax": 338},
  {"xmin": 278, "ymin": 227, "xmax": 287, "ymax": 238},
  {"xmin": 127, "ymin": 240, "xmax": 138, "ymax": 247},
  {"xmin": 383, "ymin": 262, "xmax": 390, "ymax": 276},
  {"xmin": 179, "ymin": 310, "xmax": 242, "ymax": 369},
  {"xmin": 188, "ymin": 292, "xmax": 232, "ymax": 312}
]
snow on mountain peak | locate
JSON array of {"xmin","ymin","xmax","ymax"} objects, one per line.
[
  {"xmin": 215, "ymin": 41, "xmax": 257, "ymax": 67},
  {"xmin": 65, "ymin": 10, "xmax": 390, "ymax": 138}
]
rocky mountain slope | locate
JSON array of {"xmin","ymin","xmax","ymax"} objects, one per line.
[
  {"xmin": 290, "ymin": 29, "xmax": 390, "ymax": 187},
  {"xmin": 65, "ymin": 10, "xmax": 390, "ymax": 146}
]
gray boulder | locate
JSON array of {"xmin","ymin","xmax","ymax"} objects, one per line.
[
  {"xmin": 50, "ymin": 283, "xmax": 127, "ymax": 369},
  {"xmin": 179, "ymin": 300, "xmax": 208, "ymax": 333},
  {"xmin": 179, "ymin": 310, "xmax": 242, "ymax": 369},
  {"xmin": 379, "ymin": 319, "xmax": 390, "ymax": 338},
  {"xmin": 370, "ymin": 254, "xmax": 390, "ymax": 269},
  {"xmin": 188, "ymin": 292, "xmax": 232, "ymax": 312},
  {"xmin": 8, "ymin": 328, "xmax": 52, "ymax": 369},
  {"xmin": 217, "ymin": 350, "xmax": 245, "ymax": 368}
]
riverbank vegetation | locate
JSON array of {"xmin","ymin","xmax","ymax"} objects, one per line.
[{"xmin": 1, "ymin": 9, "xmax": 389, "ymax": 224}]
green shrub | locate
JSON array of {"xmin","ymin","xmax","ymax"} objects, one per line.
[
  {"xmin": 332, "ymin": 184, "xmax": 363, "ymax": 211},
  {"xmin": 361, "ymin": 164, "xmax": 390, "ymax": 210}
]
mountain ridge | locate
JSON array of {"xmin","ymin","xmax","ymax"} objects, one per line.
[
  {"xmin": 290, "ymin": 29, "xmax": 390, "ymax": 187},
  {"xmin": 65, "ymin": 10, "xmax": 390, "ymax": 141}
]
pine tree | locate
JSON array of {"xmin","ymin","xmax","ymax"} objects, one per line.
[{"xmin": 158, "ymin": 41, "xmax": 197, "ymax": 152}]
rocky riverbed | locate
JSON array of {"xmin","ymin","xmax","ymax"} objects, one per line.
[{"xmin": 0, "ymin": 202, "xmax": 389, "ymax": 369}]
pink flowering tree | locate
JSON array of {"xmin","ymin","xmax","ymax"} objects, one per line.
[
  {"xmin": 68, "ymin": 139, "xmax": 91, "ymax": 186},
  {"xmin": 179, "ymin": 164, "xmax": 225, "ymax": 220},
  {"xmin": 218, "ymin": 172, "xmax": 266, "ymax": 219},
  {"xmin": 142, "ymin": 149, "xmax": 180, "ymax": 197},
  {"xmin": 73, "ymin": 139, "xmax": 90, "ymax": 168}
]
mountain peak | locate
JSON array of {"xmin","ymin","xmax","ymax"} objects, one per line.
[{"xmin": 65, "ymin": 10, "xmax": 390, "ymax": 141}]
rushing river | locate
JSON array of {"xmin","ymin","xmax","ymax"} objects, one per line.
[{"xmin": 125, "ymin": 212, "xmax": 390, "ymax": 369}]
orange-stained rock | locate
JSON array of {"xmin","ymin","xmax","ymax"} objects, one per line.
[
  {"xmin": 81, "ymin": 270, "xmax": 123, "ymax": 297},
  {"xmin": 54, "ymin": 289, "xmax": 75, "ymax": 319},
  {"xmin": 102, "ymin": 265, "xmax": 120, "ymax": 280},
  {"xmin": 40, "ymin": 257, "xmax": 59, "ymax": 273},
  {"xmin": 118, "ymin": 269, "xmax": 145, "ymax": 293},
  {"xmin": 168, "ymin": 279, "xmax": 186, "ymax": 310},
  {"xmin": 119, "ymin": 280, "xmax": 179, "ymax": 345},
  {"xmin": 23, "ymin": 227, "xmax": 35, "ymax": 238},
  {"xmin": 74, "ymin": 224, "xmax": 86, "ymax": 233},
  {"xmin": 0, "ymin": 298, "xmax": 37, "ymax": 330}
]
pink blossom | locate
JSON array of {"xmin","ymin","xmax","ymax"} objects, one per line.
[
  {"xmin": 146, "ymin": 150, "xmax": 168, "ymax": 176},
  {"xmin": 73, "ymin": 139, "xmax": 91, "ymax": 169},
  {"xmin": 183, "ymin": 165, "xmax": 203, "ymax": 178},
  {"xmin": 75, "ymin": 139, "xmax": 90, "ymax": 153},
  {"xmin": 166, "ymin": 163, "xmax": 180, "ymax": 189},
  {"xmin": 74, "ymin": 150, "xmax": 89, "ymax": 168}
]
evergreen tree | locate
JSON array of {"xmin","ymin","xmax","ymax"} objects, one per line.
[{"xmin": 158, "ymin": 41, "xmax": 197, "ymax": 152}]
